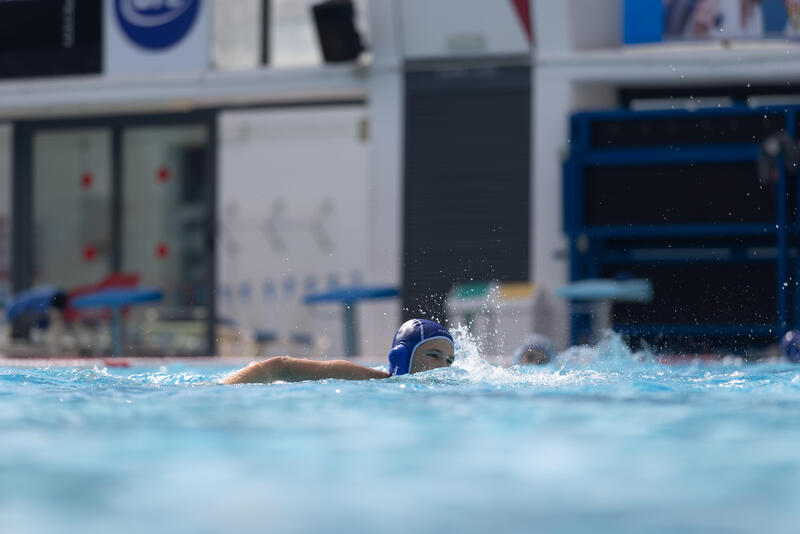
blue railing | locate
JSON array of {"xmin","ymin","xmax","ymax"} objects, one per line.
[{"xmin": 564, "ymin": 105, "xmax": 800, "ymax": 348}]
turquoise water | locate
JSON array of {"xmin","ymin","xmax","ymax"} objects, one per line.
[{"xmin": 2, "ymin": 332, "xmax": 800, "ymax": 534}]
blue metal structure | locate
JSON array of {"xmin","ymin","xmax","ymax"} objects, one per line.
[{"xmin": 564, "ymin": 106, "xmax": 799, "ymax": 349}]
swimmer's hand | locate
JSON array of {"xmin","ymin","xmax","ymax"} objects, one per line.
[{"xmin": 222, "ymin": 356, "xmax": 391, "ymax": 384}]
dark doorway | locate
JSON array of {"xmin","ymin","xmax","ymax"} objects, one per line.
[{"xmin": 403, "ymin": 65, "xmax": 531, "ymax": 322}]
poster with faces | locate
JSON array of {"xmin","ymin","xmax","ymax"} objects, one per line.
[{"xmin": 662, "ymin": 0, "xmax": 800, "ymax": 40}]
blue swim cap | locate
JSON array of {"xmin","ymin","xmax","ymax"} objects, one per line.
[
  {"xmin": 388, "ymin": 319, "xmax": 454, "ymax": 375},
  {"xmin": 781, "ymin": 330, "xmax": 800, "ymax": 363},
  {"xmin": 513, "ymin": 334, "xmax": 556, "ymax": 365}
]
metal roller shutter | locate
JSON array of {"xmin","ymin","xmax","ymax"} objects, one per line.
[{"xmin": 403, "ymin": 66, "xmax": 531, "ymax": 322}]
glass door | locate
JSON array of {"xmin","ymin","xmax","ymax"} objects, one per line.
[
  {"xmin": 32, "ymin": 129, "xmax": 112, "ymax": 288},
  {"xmin": 19, "ymin": 115, "xmax": 215, "ymax": 356},
  {"xmin": 121, "ymin": 125, "xmax": 211, "ymax": 354}
]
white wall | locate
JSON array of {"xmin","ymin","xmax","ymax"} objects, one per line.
[
  {"xmin": 568, "ymin": 0, "xmax": 622, "ymax": 51},
  {"xmin": 270, "ymin": 0, "xmax": 371, "ymax": 67},
  {"xmin": 531, "ymin": 69, "xmax": 570, "ymax": 350},
  {"xmin": 399, "ymin": 0, "xmax": 531, "ymax": 59},
  {"xmin": 534, "ymin": 0, "xmax": 622, "ymax": 55},
  {"xmin": 211, "ymin": 0, "xmax": 262, "ymax": 70},
  {"xmin": 218, "ymin": 105, "xmax": 395, "ymax": 357},
  {"xmin": 362, "ymin": 0, "xmax": 404, "ymax": 357}
]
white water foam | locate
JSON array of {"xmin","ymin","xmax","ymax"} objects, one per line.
[{"xmin": 444, "ymin": 324, "xmax": 649, "ymax": 388}]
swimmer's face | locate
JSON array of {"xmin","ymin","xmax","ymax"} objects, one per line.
[
  {"xmin": 410, "ymin": 338, "xmax": 455, "ymax": 373},
  {"xmin": 519, "ymin": 348, "xmax": 550, "ymax": 365}
]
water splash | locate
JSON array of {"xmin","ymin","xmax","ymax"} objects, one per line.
[
  {"xmin": 0, "ymin": 365, "xmax": 225, "ymax": 390},
  {"xmin": 559, "ymin": 330, "xmax": 655, "ymax": 367},
  {"xmin": 3, "ymin": 330, "xmax": 798, "ymax": 399},
  {"xmin": 444, "ymin": 324, "xmax": 640, "ymax": 388}
]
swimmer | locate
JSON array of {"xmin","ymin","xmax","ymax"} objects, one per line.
[
  {"xmin": 513, "ymin": 334, "xmax": 556, "ymax": 366},
  {"xmin": 223, "ymin": 318, "xmax": 455, "ymax": 384},
  {"xmin": 780, "ymin": 329, "xmax": 800, "ymax": 363}
]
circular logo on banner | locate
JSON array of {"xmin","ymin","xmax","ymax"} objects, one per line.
[{"xmin": 115, "ymin": 0, "xmax": 200, "ymax": 50}]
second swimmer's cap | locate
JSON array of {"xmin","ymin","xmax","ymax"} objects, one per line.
[
  {"xmin": 513, "ymin": 334, "xmax": 556, "ymax": 365},
  {"xmin": 388, "ymin": 319, "xmax": 454, "ymax": 376}
]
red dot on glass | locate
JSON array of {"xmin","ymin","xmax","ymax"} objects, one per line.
[
  {"xmin": 155, "ymin": 242, "xmax": 169, "ymax": 259},
  {"xmin": 157, "ymin": 166, "xmax": 171, "ymax": 183},
  {"xmin": 83, "ymin": 246, "xmax": 97, "ymax": 262},
  {"xmin": 80, "ymin": 172, "xmax": 93, "ymax": 189}
]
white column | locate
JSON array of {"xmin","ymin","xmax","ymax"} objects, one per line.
[
  {"xmin": 532, "ymin": 67, "xmax": 571, "ymax": 349},
  {"xmin": 359, "ymin": 0, "xmax": 404, "ymax": 357},
  {"xmin": 532, "ymin": 0, "xmax": 572, "ymax": 55}
]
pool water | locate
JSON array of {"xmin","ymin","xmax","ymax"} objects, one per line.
[{"xmin": 2, "ymin": 331, "xmax": 800, "ymax": 534}]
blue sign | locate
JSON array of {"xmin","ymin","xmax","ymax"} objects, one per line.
[{"xmin": 114, "ymin": 0, "xmax": 200, "ymax": 51}]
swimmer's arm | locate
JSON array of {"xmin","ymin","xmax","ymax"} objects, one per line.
[{"xmin": 223, "ymin": 356, "xmax": 390, "ymax": 384}]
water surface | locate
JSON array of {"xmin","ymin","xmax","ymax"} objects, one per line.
[{"xmin": 2, "ymin": 333, "xmax": 799, "ymax": 534}]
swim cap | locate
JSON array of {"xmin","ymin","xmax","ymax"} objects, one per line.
[
  {"xmin": 513, "ymin": 334, "xmax": 556, "ymax": 365},
  {"xmin": 781, "ymin": 330, "xmax": 800, "ymax": 363},
  {"xmin": 388, "ymin": 319, "xmax": 454, "ymax": 375}
]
